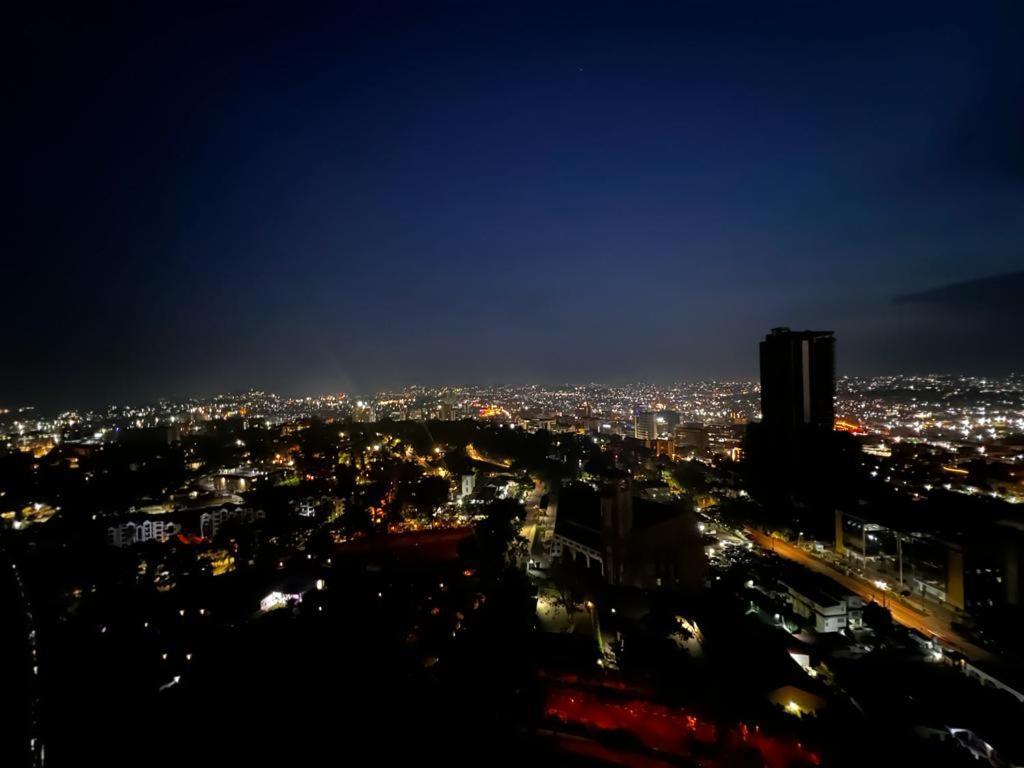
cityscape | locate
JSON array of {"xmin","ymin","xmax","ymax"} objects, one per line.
[
  {"xmin": 9, "ymin": 3, "xmax": 1024, "ymax": 767},
  {"xmin": 2, "ymin": 330, "xmax": 1023, "ymax": 766}
]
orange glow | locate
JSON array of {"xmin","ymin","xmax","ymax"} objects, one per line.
[{"xmin": 834, "ymin": 418, "xmax": 866, "ymax": 435}]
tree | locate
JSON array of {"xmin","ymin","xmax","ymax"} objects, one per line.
[
  {"xmin": 862, "ymin": 600, "xmax": 898, "ymax": 643},
  {"xmin": 413, "ymin": 475, "xmax": 450, "ymax": 517},
  {"xmin": 475, "ymin": 498, "xmax": 526, "ymax": 571},
  {"xmin": 671, "ymin": 461, "xmax": 711, "ymax": 494},
  {"xmin": 547, "ymin": 557, "xmax": 602, "ymax": 627}
]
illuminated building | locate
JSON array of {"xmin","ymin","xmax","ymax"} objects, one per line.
[
  {"xmin": 460, "ymin": 473, "xmax": 476, "ymax": 499},
  {"xmin": 199, "ymin": 467, "xmax": 270, "ymax": 494},
  {"xmin": 260, "ymin": 590, "xmax": 302, "ymax": 612},
  {"xmin": 107, "ymin": 518, "xmax": 182, "ymax": 548},
  {"xmin": 260, "ymin": 577, "xmax": 324, "ymax": 612},
  {"xmin": 199, "ymin": 507, "xmax": 266, "ymax": 539},
  {"xmin": 780, "ymin": 573, "xmax": 864, "ymax": 633},
  {"xmin": 353, "ymin": 401, "xmax": 376, "ymax": 423},
  {"xmin": 634, "ymin": 410, "xmax": 680, "ymax": 442},
  {"xmin": 634, "ymin": 411, "xmax": 656, "ymax": 441},
  {"xmin": 326, "ymin": 497, "xmax": 345, "ymax": 522},
  {"xmin": 674, "ymin": 422, "xmax": 709, "ymax": 455},
  {"xmin": 198, "ymin": 549, "xmax": 236, "ymax": 576}
]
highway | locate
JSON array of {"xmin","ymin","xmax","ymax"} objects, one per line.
[{"xmin": 745, "ymin": 529, "xmax": 995, "ymax": 663}]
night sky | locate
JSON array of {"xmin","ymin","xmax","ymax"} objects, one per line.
[{"xmin": 10, "ymin": 2, "xmax": 1024, "ymax": 409}]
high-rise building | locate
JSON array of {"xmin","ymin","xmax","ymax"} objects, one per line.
[
  {"xmin": 759, "ymin": 327, "xmax": 835, "ymax": 434},
  {"xmin": 656, "ymin": 410, "xmax": 680, "ymax": 436},
  {"xmin": 634, "ymin": 411, "xmax": 657, "ymax": 441},
  {"xmin": 674, "ymin": 422, "xmax": 709, "ymax": 455},
  {"xmin": 634, "ymin": 410, "xmax": 680, "ymax": 442}
]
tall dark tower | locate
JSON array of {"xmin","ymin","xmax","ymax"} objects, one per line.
[{"xmin": 759, "ymin": 327, "xmax": 835, "ymax": 435}]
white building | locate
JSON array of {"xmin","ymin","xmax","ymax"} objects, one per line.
[
  {"xmin": 782, "ymin": 578, "xmax": 864, "ymax": 633},
  {"xmin": 260, "ymin": 577, "xmax": 324, "ymax": 612},
  {"xmin": 107, "ymin": 519, "xmax": 182, "ymax": 548},
  {"xmin": 199, "ymin": 507, "xmax": 266, "ymax": 539},
  {"xmin": 294, "ymin": 499, "xmax": 316, "ymax": 518},
  {"xmin": 260, "ymin": 590, "xmax": 303, "ymax": 613}
]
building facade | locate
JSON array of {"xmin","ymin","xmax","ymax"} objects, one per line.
[
  {"xmin": 107, "ymin": 518, "xmax": 182, "ymax": 548},
  {"xmin": 759, "ymin": 327, "xmax": 835, "ymax": 434}
]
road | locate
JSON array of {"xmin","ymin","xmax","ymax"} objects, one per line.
[
  {"xmin": 745, "ymin": 529, "xmax": 995, "ymax": 663},
  {"xmin": 524, "ymin": 477, "xmax": 555, "ymax": 563},
  {"xmin": 465, "ymin": 443, "xmax": 512, "ymax": 468}
]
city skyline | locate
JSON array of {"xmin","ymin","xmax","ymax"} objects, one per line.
[
  {"xmin": 6, "ymin": 369, "xmax": 1024, "ymax": 418},
  {"xmin": 7, "ymin": 4, "xmax": 1024, "ymax": 765},
  {"xmin": 11, "ymin": 3, "xmax": 1024, "ymax": 408},
  {"xmin": 4, "ymin": 324, "xmax": 1023, "ymax": 767}
]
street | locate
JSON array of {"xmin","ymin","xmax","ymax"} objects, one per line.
[
  {"xmin": 745, "ymin": 529, "xmax": 995, "ymax": 663},
  {"xmin": 522, "ymin": 477, "xmax": 555, "ymax": 564}
]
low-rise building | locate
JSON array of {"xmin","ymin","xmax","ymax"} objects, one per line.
[
  {"xmin": 551, "ymin": 479, "xmax": 705, "ymax": 591},
  {"xmin": 199, "ymin": 506, "xmax": 266, "ymax": 539},
  {"xmin": 780, "ymin": 572, "xmax": 864, "ymax": 633},
  {"xmin": 107, "ymin": 518, "xmax": 181, "ymax": 548}
]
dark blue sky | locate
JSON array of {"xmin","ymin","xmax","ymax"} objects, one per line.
[{"xmin": 10, "ymin": 2, "xmax": 1024, "ymax": 408}]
